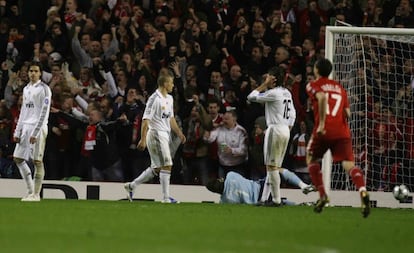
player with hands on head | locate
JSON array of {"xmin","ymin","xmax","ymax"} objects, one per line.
[
  {"xmin": 305, "ymin": 58, "xmax": 370, "ymax": 217},
  {"xmin": 247, "ymin": 67, "xmax": 296, "ymax": 206}
]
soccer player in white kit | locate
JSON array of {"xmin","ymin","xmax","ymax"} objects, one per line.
[
  {"xmin": 247, "ymin": 69, "xmax": 296, "ymax": 205},
  {"xmin": 13, "ymin": 62, "xmax": 52, "ymax": 201},
  {"xmin": 124, "ymin": 74, "xmax": 186, "ymax": 203}
]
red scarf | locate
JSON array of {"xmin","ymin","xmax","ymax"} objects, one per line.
[
  {"xmin": 81, "ymin": 125, "xmax": 97, "ymax": 156},
  {"xmin": 64, "ymin": 13, "xmax": 76, "ymax": 25}
]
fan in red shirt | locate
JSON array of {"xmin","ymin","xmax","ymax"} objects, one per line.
[{"xmin": 305, "ymin": 58, "xmax": 370, "ymax": 218}]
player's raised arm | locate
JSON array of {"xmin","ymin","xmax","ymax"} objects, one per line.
[{"xmin": 247, "ymin": 74, "xmax": 275, "ymax": 103}]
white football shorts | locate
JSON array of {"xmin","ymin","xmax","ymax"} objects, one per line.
[
  {"xmin": 263, "ymin": 124, "xmax": 290, "ymax": 167},
  {"xmin": 146, "ymin": 129, "xmax": 173, "ymax": 168},
  {"xmin": 13, "ymin": 124, "xmax": 48, "ymax": 161}
]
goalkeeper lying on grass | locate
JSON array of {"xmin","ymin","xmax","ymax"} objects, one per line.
[{"xmin": 206, "ymin": 171, "xmax": 315, "ymax": 205}]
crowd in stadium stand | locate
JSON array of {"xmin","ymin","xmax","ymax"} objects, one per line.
[{"xmin": 0, "ymin": 0, "xmax": 413, "ymax": 191}]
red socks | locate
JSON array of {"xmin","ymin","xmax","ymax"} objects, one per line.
[
  {"xmin": 309, "ymin": 164, "xmax": 366, "ymax": 197},
  {"xmin": 308, "ymin": 163, "xmax": 326, "ymax": 198},
  {"xmin": 349, "ymin": 166, "xmax": 366, "ymax": 190}
]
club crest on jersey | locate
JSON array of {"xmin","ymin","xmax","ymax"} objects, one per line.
[{"xmin": 44, "ymin": 98, "xmax": 49, "ymax": 105}]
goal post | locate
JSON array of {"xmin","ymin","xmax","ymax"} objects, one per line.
[
  {"xmin": 323, "ymin": 26, "xmax": 414, "ymax": 207},
  {"xmin": 325, "ymin": 26, "xmax": 414, "ymax": 60}
]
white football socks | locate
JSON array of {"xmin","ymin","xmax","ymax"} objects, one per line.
[
  {"xmin": 260, "ymin": 176, "xmax": 271, "ymax": 202},
  {"xmin": 159, "ymin": 170, "xmax": 171, "ymax": 200},
  {"xmin": 34, "ymin": 162, "xmax": 45, "ymax": 195},
  {"xmin": 131, "ymin": 167, "xmax": 155, "ymax": 188},
  {"xmin": 298, "ymin": 181, "xmax": 308, "ymax": 190},
  {"xmin": 16, "ymin": 161, "xmax": 34, "ymax": 195},
  {"xmin": 268, "ymin": 170, "xmax": 281, "ymax": 204}
]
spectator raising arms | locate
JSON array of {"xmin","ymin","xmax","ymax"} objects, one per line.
[
  {"xmin": 247, "ymin": 67, "xmax": 296, "ymax": 206},
  {"xmin": 203, "ymin": 109, "xmax": 248, "ymax": 178}
]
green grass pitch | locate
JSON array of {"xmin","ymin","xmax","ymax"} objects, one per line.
[{"xmin": 0, "ymin": 198, "xmax": 413, "ymax": 253}]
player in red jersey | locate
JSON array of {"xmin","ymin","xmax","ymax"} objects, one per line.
[{"xmin": 306, "ymin": 58, "xmax": 370, "ymax": 218}]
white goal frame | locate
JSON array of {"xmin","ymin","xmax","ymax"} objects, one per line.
[{"xmin": 323, "ymin": 26, "xmax": 414, "ymax": 208}]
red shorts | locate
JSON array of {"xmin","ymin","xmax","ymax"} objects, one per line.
[{"xmin": 307, "ymin": 135, "xmax": 354, "ymax": 162}]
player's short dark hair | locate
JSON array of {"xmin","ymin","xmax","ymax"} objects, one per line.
[
  {"xmin": 315, "ymin": 58, "xmax": 332, "ymax": 77},
  {"xmin": 206, "ymin": 178, "xmax": 225, "ymax": 194},
  {"xmin": 268, "ymin": 66, "xmax": 286, "ymax": 87},
  {"xmin": 28, "ymin": 61, "xmax": 43, "ymax": 73}
]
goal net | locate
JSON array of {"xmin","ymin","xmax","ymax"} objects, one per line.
[{"xmin": 325, "ymin": 26, "xmax": 414, "ymax": 193}]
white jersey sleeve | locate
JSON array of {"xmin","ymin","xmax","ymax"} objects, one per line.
[
  {"xmin": 247, "ymin": 90, "xmax": 263, "ymax": 103},
  {"xmin": 32, "ymin": 82, "xmax": 52, "ymax": 138}
]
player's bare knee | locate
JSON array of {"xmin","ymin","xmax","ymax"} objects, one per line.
[
  {"xmin": 267, "ymin": 166, "xmax": 280, "ymax": 171},
  {"xmin": 153, "ymin": 168, "xmax": 161, "ymax": 174},
  {"xmin": 160, "ymin": 166, "xmax": 172, "ymax": 172},
  {"xmin": 33, "ymin": 160, "xmax": 43, "ymax": 167},
  {"xmin": 33, "ymin": 160, "xmax": 45, "ymax": 172},
  {"xmin": 342, "ymin": 160, "xmax": 355, "ymax": 172},
  {"xmin": 13, "ymin": 157, "xmax": 24, "ymax": 164},
  {"xmin": 33, "ymin": 160, "xmax": 45, "ymax": 177},
  {"xmin": 306, "ymin": 154, "xmax": 313, "ymax": 165}
]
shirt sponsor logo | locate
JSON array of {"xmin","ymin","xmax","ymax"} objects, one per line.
[
  {"xmin": 161, "ymin": 112, "xmax": 171, "ymax": 119},
  {"xmin": 25, "ymin": 102, "xmax": 34, "ymax": 108}
]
